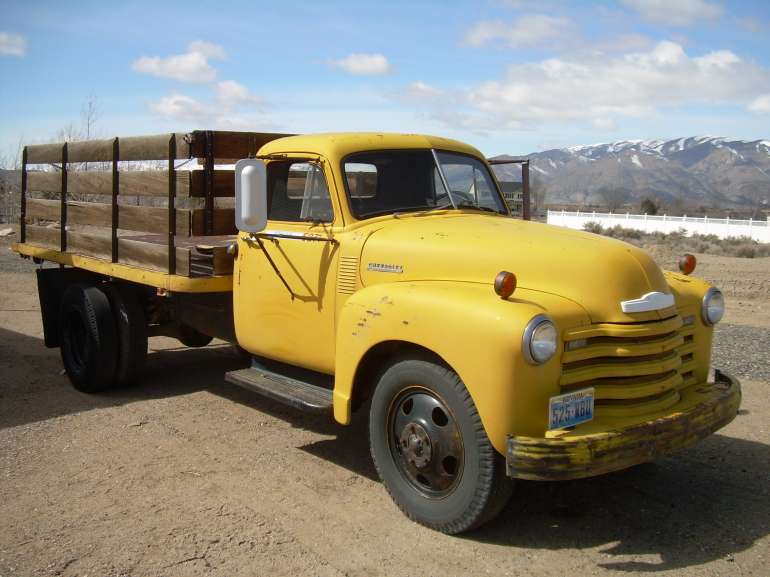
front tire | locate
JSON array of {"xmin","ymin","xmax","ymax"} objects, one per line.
[
  {"xmin": 59, "ymin": 284, "xmax": 118, "ymax": 393},
  {"xmin": 369, "ymin": 356, "xmax": 512, "ymax": 534}
]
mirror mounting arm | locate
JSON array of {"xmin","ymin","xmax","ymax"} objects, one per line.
[{"xmin": 249, "ymin": 234, "xmax": 296, "ymax": 301}]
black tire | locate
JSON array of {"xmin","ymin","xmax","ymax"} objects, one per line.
[
  {"xmin": 177, "ymin": 324, "xmax": 213, "ymax": 348},
  {"xmin": 59, "ymin": 284, "xmax": 118, "ymax": 393},
  {"xmin": 369, "ymin": 355, "xmax": 512, "ymax": 534},
  {"xmin": 106, "ymin": 283, "xmax": 148, "ymax": 385}
]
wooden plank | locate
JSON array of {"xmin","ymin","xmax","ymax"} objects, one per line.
[
  {"xmin": 119, "ymin": 237, "xmax": 190, "ymax": 276},
  {"xmin": 186, "ymin": 131, "xmax": 293, "ymax": 159},
  {"xmin": 211, "ymin": 246, "xmax": 234, "ymax": 275},
  {"xmin": 26, "ymin": 143, "xmax": 63, "ymax": 165},
  {"xmin": 26, "ymin": 198, "xmax": 196, "ymax": 235},
  {"xmin": 188, "ymin": 170, "xmax": 234, "ymax": 197},
  {"xmin": 28, "ymin": 172, "xmax": 62, "ymax": 193},
  {"xmin": 24, "ymin": 225, "xmax": 190, "ymax": 276},
  {"xmin": 191, "ymin": 208, "xmax": 236, "ymax": 235},
  {"xmin": 25, "ymin": 224, "xmax": 60, "ymax": 249},
  {"xmin": 52, "ymin": 171, "xmax": 194, "ymax": 197},
  {"xmin": 26, "ymin": 198, "xmax": 60, "ymax": 221},
  {"xmin": 119, "ymin": 133, "xmax": 190, "ymax": 161},
  {"xmin": 68, "ymin": 139, "xmax": 114, "ymax": 163}
]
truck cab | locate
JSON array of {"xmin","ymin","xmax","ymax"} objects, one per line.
[{"xmin": 14, "ymin": 131, "xmax": 741, "ymax": 534}]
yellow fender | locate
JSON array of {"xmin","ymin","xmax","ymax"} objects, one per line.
[{"xmin": 333, "ymin": 281, "xmax": 587, "ymax": 454}]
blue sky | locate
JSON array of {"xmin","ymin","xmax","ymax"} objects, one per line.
[{"xmin": 1, "ymin": 0, "xmax": 769, "ymax": 161}]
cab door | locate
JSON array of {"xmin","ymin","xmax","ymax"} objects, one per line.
[{"xmin": 233, "ymin": 156, "xmax": 340, "ymax": 374}]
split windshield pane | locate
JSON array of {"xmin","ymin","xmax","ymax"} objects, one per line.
[{"xmin": 343, "ymin": 150, "xmax": 506, "ymax": 219}]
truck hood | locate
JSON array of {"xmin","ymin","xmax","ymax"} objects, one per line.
[{"xmin": 359, "ymin": 212, "xmax": 674, "ymax": 324}]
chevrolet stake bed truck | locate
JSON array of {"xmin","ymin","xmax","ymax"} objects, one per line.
[{"xmin": 13, "ymin": 130, "xmax": 741, "ymax": 533}]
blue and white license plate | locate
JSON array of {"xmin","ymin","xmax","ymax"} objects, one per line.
[{"xmin": 548, "ymin": 388, "xmax": 594, "ymax": 430}]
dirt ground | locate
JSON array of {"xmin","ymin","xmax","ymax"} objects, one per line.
[{"xmin": 1, "ymin": 233, "xmax": 769, "ymax": 577}]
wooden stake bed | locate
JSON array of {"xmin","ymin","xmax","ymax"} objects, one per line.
[{"xmin": 13, "ymin": 130, "xmax": 293, "ymax": 292}]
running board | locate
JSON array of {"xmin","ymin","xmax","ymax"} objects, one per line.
[{"xmin": 225, "ymin": 365, "xmax": 333, "ymax": 415}]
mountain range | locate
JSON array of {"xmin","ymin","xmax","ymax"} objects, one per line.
[{"xmin": 491, "ymin": 136, "xmax": 770, "ymax": 209}]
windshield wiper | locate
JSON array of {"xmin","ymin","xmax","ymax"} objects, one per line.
[
  {"xmin": 359, "ymin": 206, "xmax": 436, "ymax": 218},
  {"xmin": 454, "ymin": 202, "xmax": 504, "ymax": 214}
]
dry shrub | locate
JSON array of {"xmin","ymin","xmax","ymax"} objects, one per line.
[{"xmin": 581, "ymin": 224, "xmax": 769, "ymax": 259}]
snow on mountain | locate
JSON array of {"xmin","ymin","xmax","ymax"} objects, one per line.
[{"xmin": 491, "ymin": 136, "xmax": 770, "ymax": 208}]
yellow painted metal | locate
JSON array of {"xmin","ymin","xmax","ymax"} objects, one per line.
[
  {"xmin": 233, "ymin": 152, "xmax": 343, "ymax": 374},
  {"xmin": 507, "ymin": 373, "xmax": 741, "ymax": 480},
  {"xmin": 12, "ymin": 243, "xmax": 232, "ymax": 292}
]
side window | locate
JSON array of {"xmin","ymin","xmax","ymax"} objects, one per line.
[{"xmin": 267, "ymin": 161, "xmax": 334, "ymax": 222}]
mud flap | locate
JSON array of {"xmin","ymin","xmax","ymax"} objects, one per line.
[{"xmin": 36, "ymin": 268, "xmax": 101, "ymax": 348}]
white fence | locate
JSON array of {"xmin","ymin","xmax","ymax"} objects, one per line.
[{"xmin": 546, "ymin": 210, "xmax": 770, "ymax": 243}]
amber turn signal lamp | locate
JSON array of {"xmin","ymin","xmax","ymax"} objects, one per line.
[
  {"xmin": 494, "ymin": 271, "xmax": 517, "ymax": 299},
  {"xmin": 678, "ymin": 253, "xmax": 697, "ymax": 275}
]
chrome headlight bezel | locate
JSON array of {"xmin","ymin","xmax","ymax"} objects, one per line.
[
  {"xmin": 702, "ymin": 287, "xmax": 725, "ymax": 326},
  {"xmin": 522, "ymin": 314, "xmax": 558, "ymax": 365}
]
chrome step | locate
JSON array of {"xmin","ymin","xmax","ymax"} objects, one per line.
[{"xmin": 225, "ymin": 363, "xmax": 333, "ymax": 415}]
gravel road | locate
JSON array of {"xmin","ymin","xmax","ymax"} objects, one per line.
[{"xmin": 1, "ymin": 233, "xmax": 769, "ymax": 577}]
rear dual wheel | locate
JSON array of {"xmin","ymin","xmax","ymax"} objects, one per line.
[
  {"xmin": 59, "ymin": 283, "xmax": 147, "ymax": 392},
  {"xmin": 369, "ymin": 357, "xmax": 512, "ymax": 534}
]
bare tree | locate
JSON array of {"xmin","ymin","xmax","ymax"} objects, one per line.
[
  {"xmin": 81, "ymin": 94, "xmax": 100, "ymax": 141},
  {"xmin": 597, "ymin": 185, "xmax": 629, "ymax": 212}
]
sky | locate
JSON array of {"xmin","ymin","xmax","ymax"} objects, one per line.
[{"xmin": 1, "ymin": 0, "xmax": 770, "ymax": 161}]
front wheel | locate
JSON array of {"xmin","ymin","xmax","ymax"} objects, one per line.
[{"xmin": 369, "ymin": 356, "xmax": 512, "ymax": 534}]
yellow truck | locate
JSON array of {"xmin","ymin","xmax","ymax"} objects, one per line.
[{"xmin": 12, "ymin": 130, "xmax": 741, "ymax": 533}]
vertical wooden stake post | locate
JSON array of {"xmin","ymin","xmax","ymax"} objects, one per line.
[
  {"xmin": 60, "ymin": 143, "xmax": 68, "ymax": 251},
  {"xmin": 111, "ymin": 137, "xmax": 119, "ymax": 262},
  {"xmin": 168, "ymin": 134, "xmax": 176, "ymax": 275},
  {"xmin": 20, "ymin": 147, "xmax": 27, "ymax": 244}
]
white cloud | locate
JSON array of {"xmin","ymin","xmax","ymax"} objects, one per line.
[
  {"xmin": 187, "ymin": 40, "xmax": 226, "ymax": 60},
  {"xmin": 149, "ymin": 93, "xmax": 210, "ymax": 121},
  {"xmin": 748, "ymin": 94, "xmax": 770, "ymax": 114},
  {"xmin": 462, "ymin": 14, "xmax": 572, "ymax": 48},
  {"xmin": 215, "ymin": 80, "xmax": 261, "ymax": 105},
  {"xmin": 620, "ymin": 0, "xmax": 722, "ymax": 26},
  {"xmin": 0, "ymin": 32, "xmax": 26, "ymax": 57},
  {"xmin": 131, "ymin": 40, "xmax": 226, "ymax": 83},
  {"xmin": 402, "ymin": 81, "xmax": 445, "ymax": 102},
  {"xmin": 412, "ymin": 42, "xmax": 770, "ymax": 132},
  {"xmin": 148, "ymin": 81, "xmax": 266, "ymax": 128},
  {"xmin": 330, "ymin": 53, "xmax": 392, "ymax": 76}
]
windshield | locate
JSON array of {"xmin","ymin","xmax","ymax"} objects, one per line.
[{"xmin": 343, "ymin": 149, "xmax": 508, "ymax": 219}]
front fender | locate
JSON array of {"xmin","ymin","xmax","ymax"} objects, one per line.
[{"xmin": 333, "ymin": 281, "xmax": 587, "ymax": 454}]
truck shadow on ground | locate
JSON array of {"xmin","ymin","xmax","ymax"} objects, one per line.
[
  {"xmin": 2, "ymin": 327, "xmax": 768, "ymax": 572},
  {"xmin": 473, "ymin": 434, "xmax": 770, "ymax": 572}
]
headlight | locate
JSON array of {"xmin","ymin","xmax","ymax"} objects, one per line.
[
  {"xmin": 523, "ymin": 315, "xmax": 558, "ymax": 365},
  {"xmin": 702, "ymin": 287, "xmax": 725, "ymax": 326}
]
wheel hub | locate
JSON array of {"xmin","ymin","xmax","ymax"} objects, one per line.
[
  {"xmin": 399, "ymin": 423, "xmax": 432, "ymax": 468},
  {"xmin": 388, "ymin": 389, "xmax": 464, "ymax": 497}
]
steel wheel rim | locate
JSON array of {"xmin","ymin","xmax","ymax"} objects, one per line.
[{"xmin": 387, "ymin": 386, "xmax": 464, "ymax": 498}]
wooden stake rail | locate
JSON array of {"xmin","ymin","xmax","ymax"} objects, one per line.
[{"xmin": 20, "ymin": 130, "xmax": 290, "ymax": 277}]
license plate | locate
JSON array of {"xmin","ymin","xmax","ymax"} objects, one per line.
[{"xmin": 548, "ymin": 388, "xmax": 594, "ymax": 430}]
